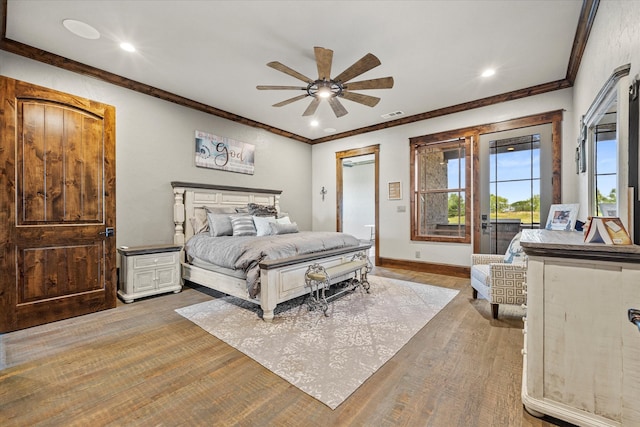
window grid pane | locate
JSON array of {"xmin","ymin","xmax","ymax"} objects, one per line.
[{"xmin": 414, "ymin": 138, "xmax": 468, "ymax": 240}]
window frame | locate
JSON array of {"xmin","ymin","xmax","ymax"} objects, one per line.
[{"xmin": 410, "ymin": 132, "xmax": 472, "ymax": 243}]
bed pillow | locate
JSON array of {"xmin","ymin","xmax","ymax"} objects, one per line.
[
  {"xmin": 270, "ymin": 222, "xmax": 299, "ymax": 235},
  {"xmin": 189, "ymin": 208, "xmax": 209, "ymax": 234},
  {"xmin": 248, "ymin": 203, "xmax": 278, "ymax": 217},
  {"xmin": 231, "ymin": 215, "xmax": 257, "ymax": 236},
  {"xmin": 206, "ymin": 212, "xmax": 233, "ymax": 237},
  {"xmin": 205, "ymin": 206, "xmax": 237, "ymax": 214},
  {"xmin": 276, "ymin": 216, "xmax": 291, "ymax": 225},
  {"xmin": 253, "ymin": 216, "xmax": 276, "ymax": 236}
]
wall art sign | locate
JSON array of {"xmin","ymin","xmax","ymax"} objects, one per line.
[
  {"xmin": 388, "ymin": 181, "xmax": 402, "ymax": 200},
  {"xmin": 195, "ymin": 130, "xmax": 255, "ymax": 175}
]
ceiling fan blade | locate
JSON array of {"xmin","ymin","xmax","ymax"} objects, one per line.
[
  {"xmin": 328, "ymin": 97, "xmax": 348, "ymax": 118},
  {"xmin": 333, "ymin": 53, "xmax": 381, "ymax": 84},
  {"xmin": 314, "ymin": 46, "xmax": 333, "ymax": 80},
  {"xmin": 344, "ymin": 76, "xmax": 394, "ymax": 91},
  {"xmin": 273, "ymin": 94, "xmax": 308, "ymax": 107},
  {"xmin": 257, "ymin": 85, "xmax": 307, "ymax": 90},
  {"xmin": 267, "ymin": 61, "xmax": 314, "ymax": 84},
  {"xmin": 302, "ymin": 98, "xmax": 321, "ymax": 116},
  {"xmin": 341, "ymin": 91, "xmax": 380, "ymax": 107}
]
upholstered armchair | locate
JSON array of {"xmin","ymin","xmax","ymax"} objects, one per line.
[{"xmin": 470, "ymin": 233, "xmax": 527, "ymax": 319}]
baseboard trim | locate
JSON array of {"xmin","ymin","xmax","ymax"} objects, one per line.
[{"xmin": 377, "ymin": 257, "xmax": 470, "ymax": 278}]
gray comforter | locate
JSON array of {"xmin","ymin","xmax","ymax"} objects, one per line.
[{"xmin": 185, "ymin": 231, "xmax": 361, "ymax": 298}]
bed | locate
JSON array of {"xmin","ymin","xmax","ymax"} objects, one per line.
[{"xmin": 171, "ymin": 181, "xmax": 371, "ymax": 321}]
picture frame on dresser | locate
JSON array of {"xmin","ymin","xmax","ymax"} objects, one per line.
[{"xmin": 544, "ymin": 203, "xmax": 579, "ymax": 231}]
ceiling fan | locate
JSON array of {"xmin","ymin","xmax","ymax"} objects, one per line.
[{"xmin": 257, "ymin": 46, "xmax": 394, "ymax": 118}]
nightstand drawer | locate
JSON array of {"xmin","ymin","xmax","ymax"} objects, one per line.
[{"xmin": 133, "ymin": 253, "xmax": 178, "ymax": 269}]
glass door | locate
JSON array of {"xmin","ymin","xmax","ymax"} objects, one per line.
[
  {"xmin": 479, "ymin": 124, "xmax": 552, "ymax": 254},
  {"xmin": 488, "ymin": 135, "xmax": 540, "ymax": 254}
]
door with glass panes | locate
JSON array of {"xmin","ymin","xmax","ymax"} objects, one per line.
[{"xmin": 479, "ymin": 124, "xmax": 553, "ymax": 254}]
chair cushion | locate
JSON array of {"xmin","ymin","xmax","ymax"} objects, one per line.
[
  {"xmin": 503, "ymin": 232, "xmax": 526, "ymax": 264},
  {"xmin": 471, "ymin": 264, "xmax": 491, "ymax": 287}
]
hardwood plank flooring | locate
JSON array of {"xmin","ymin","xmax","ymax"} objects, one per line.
[{"xmin": 0, "ymin": 267, "xmax": 573, "ymax": 426}]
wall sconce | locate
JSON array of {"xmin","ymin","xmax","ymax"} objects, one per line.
[{"xmin": 320, "ymin": 186, "xmax": 327, "ymax": 201}]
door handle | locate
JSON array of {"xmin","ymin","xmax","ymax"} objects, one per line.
[{"xmin": 99, "ymin": 227, "xmax": 115, "ymax": 237}]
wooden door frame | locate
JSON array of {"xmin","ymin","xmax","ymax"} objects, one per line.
[
  {"xmin": 336, "ymin": 145, "xmax": 380, "ymax": 265},
  {"xmin": 472, "ymin": 110, "xmax": 563, "ymax": 253}
]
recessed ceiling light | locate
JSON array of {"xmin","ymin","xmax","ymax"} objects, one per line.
[
  {"xmin": 62, "ymin": 19, "xmax": 100, "ymax": 40},
  {"xmin": 481, "ymin": 68, "xmax": 496, "ymax": 78},
  {"xmin": 310, "ymin": 120, "xmax": 319, "ymax": 127},
  {"xmin": 120, "ymin": 42, "xmax": 136, "ymax": 52}
]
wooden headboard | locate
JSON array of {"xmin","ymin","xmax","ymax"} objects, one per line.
[{"xmin": 171, "ymin": 181, "xmax": 282, "ymax": 244}]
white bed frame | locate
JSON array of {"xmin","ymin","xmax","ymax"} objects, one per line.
[{"xmin": 171, "ymin": 182, "xmax": 371, "ymax": 321}]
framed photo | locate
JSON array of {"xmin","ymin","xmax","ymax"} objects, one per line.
[
  {"xmin": 545, "ymin": 203, "xmax": 579, "ymax": 231},
  {"xmin": 388, "ymin": 181, "xmax": 402, "ymax": 200}
]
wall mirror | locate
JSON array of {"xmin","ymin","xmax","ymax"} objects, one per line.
[{"xmin": 581, "ymin": 64, "xmax": 630, "ymax": 229}]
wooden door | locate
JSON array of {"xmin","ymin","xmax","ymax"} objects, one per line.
[{"xmin": 0, "ymin": 76, "xmax": 116, "ymax": 333}]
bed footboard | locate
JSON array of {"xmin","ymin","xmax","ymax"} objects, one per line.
[{"xmin": 259, "ymin": 244, "xmax": 371, "ymax": 321}]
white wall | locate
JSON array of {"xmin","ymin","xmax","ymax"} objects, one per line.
[
  {"xmin": 572, "ymin": 1, "xmax": 640, "ymax": 222},
  {"xmin": 312, "ymin": 89, "xmax": 575, "ymax": 267},
  {"xmin": 0, "ymin": 51, "xmax": 312, "ymax": 247}
]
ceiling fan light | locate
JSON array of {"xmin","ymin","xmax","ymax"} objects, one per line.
[{"xmin": 317, "ymin": 87, "xmax": 332, "ymax": 98}]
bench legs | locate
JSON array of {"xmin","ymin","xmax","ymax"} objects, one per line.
[{"xmin": 304, "ymin": 253, "xmax": 371, "ymax": 316}]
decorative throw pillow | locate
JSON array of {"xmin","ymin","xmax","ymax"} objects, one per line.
[
  {"xmin": 503, "ymin": 232, "xmax": 526, "ymax": 263},
  {"xmin": 276, "ymin": 216, "xmax": 291, "ymax": 225},
  {"xmin": 253, "ymin": 216, "xmax": 276, "ymax": 236},
  {"xmin": 231, "ymin": 215, "xmax": 257, "ymax": 236},
  {"xmin": 206, "ymin": 212, "xmax": 233, "ymax": 237},
  {"xmin": 269, "ymin": 222, "xmax": 299, "ymax": 235},
  {"xmin": 248, "ymin": 203, "xmax": 278, "ymax": 217}
]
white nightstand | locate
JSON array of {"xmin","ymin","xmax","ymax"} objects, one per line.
[{"xmin": 117, "ymin": 244, "xmax": 182, "ymax": 303}]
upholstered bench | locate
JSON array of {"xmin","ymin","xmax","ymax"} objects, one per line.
[{"xmin": 304, "ymin": 254, "xmax": 370, "ymax": 316}]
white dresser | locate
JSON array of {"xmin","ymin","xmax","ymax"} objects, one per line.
[
  {"xmin": 520, "ymin": 229, "xmax": 640, "ymax": 427},
  {"xmin": 117, "ymin": 244, "xmax": 182, "ymax": 303}
]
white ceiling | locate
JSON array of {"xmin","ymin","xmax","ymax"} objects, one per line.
[{"xmin": 5, "ymin": 0, "xmax": 583, "ymax": 141}]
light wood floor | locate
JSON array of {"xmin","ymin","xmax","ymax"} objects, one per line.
[{"xmin": 0, "ymin": 267, "xmax": 572, "ymax": 427}]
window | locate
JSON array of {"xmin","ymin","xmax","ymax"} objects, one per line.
[{"xmin": 410, "ymin": 135, "xmax": 471, "ymax": 242}]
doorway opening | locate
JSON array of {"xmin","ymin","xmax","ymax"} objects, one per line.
[{"xmin": 336, "ymin": 145, "xmax": 379, "ymax": 265}]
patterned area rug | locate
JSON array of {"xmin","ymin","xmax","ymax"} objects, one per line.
[{"xmin": 175, "ymin": 275, "xmax": 458, "ymax": 409}]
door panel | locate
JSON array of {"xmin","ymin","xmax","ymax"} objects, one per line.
[
  {"xmin": 479, "ymin": 124, "xmax": 551, "ymax": 254},
  {"xmin": 0, "ymin": 76, "xmax": 116, "ymax": 332}
]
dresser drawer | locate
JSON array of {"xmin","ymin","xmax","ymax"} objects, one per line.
[{"xmin": 132, "ymin": 252, "xmax": 178, "ymax": 269}]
